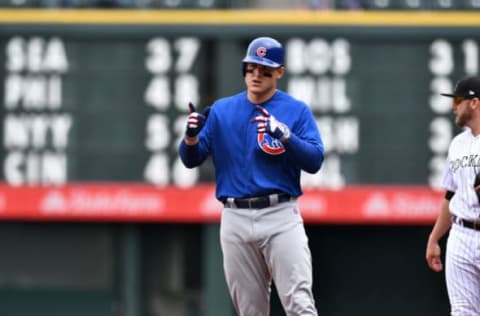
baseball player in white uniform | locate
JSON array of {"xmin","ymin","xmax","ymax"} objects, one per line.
[{"xmin": 426, "ymin": 76, "xmax": 480, "ymax": 316}]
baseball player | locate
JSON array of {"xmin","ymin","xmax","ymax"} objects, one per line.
[
  {"xmin": 426, "ymin": 76, "xmax": 480, "ymax": 316},
  {"xmin": 179, "ymin": 36, "xmax": 324, "ymax": 315}
]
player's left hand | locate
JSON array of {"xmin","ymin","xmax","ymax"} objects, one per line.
[
  {"xmin": 251, "ymin": 105, "xmax": 291, "ymax": 141},
  {"xmin": 425, "ymin": 240, "xmax": 443, "ymax": 272}
]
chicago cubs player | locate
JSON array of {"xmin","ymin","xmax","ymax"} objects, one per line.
[
  {"xmin": 426, "ymin": 76, "xmax": 480, "ymax": 316},
  {"xmin": 179, "ymin": 36, "xmax": 324, "ymax": 315}
]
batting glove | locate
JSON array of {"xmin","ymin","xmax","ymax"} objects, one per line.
[
  {"xmin": 251, "ymin": 105, "xmax": 291, "ymax": 140},
  {"xmin": 186, "ymin": 102, "xmax": 210, "ymax": 137}
]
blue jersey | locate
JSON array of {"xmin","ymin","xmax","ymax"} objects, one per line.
[{"xmin": 179, "ymin": 90, "xmax": 324, "ymax": 201}]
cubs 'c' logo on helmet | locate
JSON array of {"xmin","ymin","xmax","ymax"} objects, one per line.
[
  {"xmin": 257, "ymin": 132, "xmax": 286, "ymax": 155},
  {"xmin": 256, "ymin": 47, "xmax": 267, "ymax": 58},
  {"xmin": 242, "ymin": 37, "xmax": 284, "ymax": 69}
]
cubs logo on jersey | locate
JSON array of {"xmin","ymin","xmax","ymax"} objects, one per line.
[{"xmin": 257, "ymin": 132, "xmax": 285, "ymax": 155}]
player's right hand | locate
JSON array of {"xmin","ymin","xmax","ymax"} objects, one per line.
[
  {"xmin": 185, "ymin": 102, "xmax": 210, "ymax": 137},
  {"xmin": 251, "ymin": 105, "xmax": 291, "ymax": 141},
  {"xmin": 425, "ymin": 240, "xmax": 443, "ymax": 272}
]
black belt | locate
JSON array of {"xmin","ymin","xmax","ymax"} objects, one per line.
[
  {"xmin": 222, "ymin": 193, "xmax": 292, "ymax": 209},
  {"xmin": 452, "ymin": 214, "xmax": 480, "ymax": 231}
]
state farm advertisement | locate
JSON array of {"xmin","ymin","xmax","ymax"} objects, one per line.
[{"xmin": 0, "ymin": 183, "xmax": 443, "ymax": 224}]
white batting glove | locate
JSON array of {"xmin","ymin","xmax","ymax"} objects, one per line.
[{"xmin": 251, "ymin": 105, "xmax": 291, "ymax": 140}]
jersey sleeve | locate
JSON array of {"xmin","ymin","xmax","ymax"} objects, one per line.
[
  {"xmin": 285, "ymin": 105, "xmax": 324, "ymax": 173},
  {"xmin": 442, "ymin": 155, "xmax": 456, "ymax": 192}
]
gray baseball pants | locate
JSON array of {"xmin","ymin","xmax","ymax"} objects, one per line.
[{"xmin": 220, "ymin": 200, "xmax": 318, "ymax": 316}]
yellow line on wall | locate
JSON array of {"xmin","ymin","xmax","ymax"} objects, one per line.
[{"xmin": 0, "ymin": 9, "xmax": 480, "ymax": 26}]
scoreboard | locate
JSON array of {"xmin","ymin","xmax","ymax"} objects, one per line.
[
  {"xmin": 1, "ymin": 35, "xmax": 206, "ymax": 185},
  {"xmin": 1, "ymin": 10, "xmax": 480, "ymax": 223}
]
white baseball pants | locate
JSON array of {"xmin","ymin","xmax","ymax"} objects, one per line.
[{"xmin": 446, "ymin": 224, "xmax": 480, "ymax": 316}]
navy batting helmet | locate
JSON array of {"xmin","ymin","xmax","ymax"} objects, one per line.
[{"xmin": 242, "ymin": 37, "xmax": 284, "ymax": 68}]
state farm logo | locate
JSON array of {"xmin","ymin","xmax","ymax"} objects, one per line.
[
  {"xmin": 40, "ymin": 189, "xmax": 164, "ymax": 215},
  {"xmin": 363, "ymin": 193, "xmax": 390, "ymax": 217},
  {"xmin": 363, "ymin": 192, "xmax": 439, "ymax": 218},
  {"xmin": 41, "ymin": 190, "xmax": 67, "ymax": 214}
]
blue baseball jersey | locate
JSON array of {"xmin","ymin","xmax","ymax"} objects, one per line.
[{"xmin": 179, "ymin": 90, "xmax": 324, "ymax": 200}]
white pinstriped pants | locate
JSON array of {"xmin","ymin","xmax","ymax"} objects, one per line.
[
  {"xmin": 220, "ymin": 200, "xmax": 318, "ymax": 316},
  {"xmin": 446, "ymin": 224, "xmax": 480, "ymax": 316}
]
